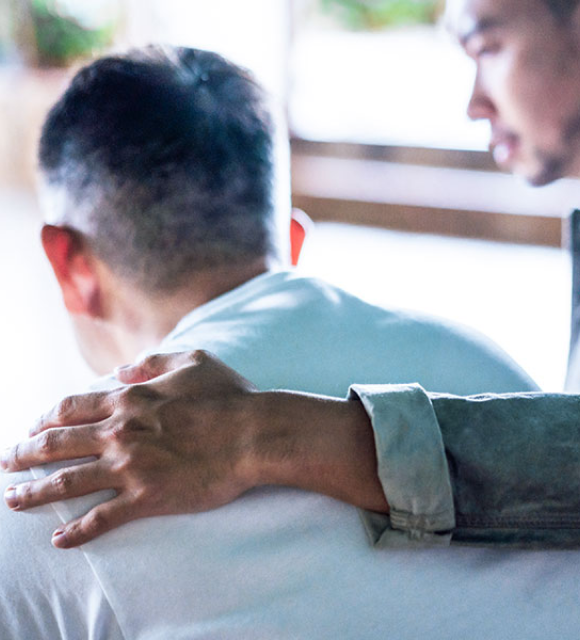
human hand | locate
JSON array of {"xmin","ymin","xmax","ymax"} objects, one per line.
[{"xmin": 1, "ymin": 350, "xmax": 262, "ymax": 548}]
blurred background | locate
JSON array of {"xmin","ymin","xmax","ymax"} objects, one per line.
[{"xmin": 1, "ymin": 0, "xmax": 578, "ymax": 445}]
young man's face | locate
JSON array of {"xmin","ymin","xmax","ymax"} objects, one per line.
[{"xmin": 446, "ymin": 0, "xmax": 580, "ymax": 185}]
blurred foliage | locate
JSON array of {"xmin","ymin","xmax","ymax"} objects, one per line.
[
  {"xmin": 319, "ymin": 0, "xmax": 442, "ymax": 29},
  {"xmin": 10, "ymin": 0, "xmax": 119, "ymax": 67},
  {"xmin": 0, "ymin": 1, "xmax": 12, "ymax": 60}
]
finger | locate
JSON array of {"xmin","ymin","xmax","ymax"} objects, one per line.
[
  {"xmin": 31, "ymin": 390, "xmax": 116, "ymax": 436},
  {"xmin": 51, "ymin": 494, "xmax": 137, "ymax": 548},
  {"xmin": 115, "ymin": 350, "xmax": 200, "ymax": 384},
  {"xmin": 4, "ymin": 459, "xmax": 112, "ymax": 511},
  {"xmin": 1, "ymin": 424, "xmax": 104, "ymax": 472},
  {"xmin": 152, "ymin": 349, "xmax": 256, "ymax": 397}
]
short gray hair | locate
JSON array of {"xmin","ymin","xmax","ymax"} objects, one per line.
[{"xmin": 39, "ymin": 46, "xmax": 277, "ymax": 292}]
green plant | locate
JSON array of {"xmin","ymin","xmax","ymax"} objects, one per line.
[
  {"xmin": 319, "ymin": 0, "xmax": 441, "ymax": 30},
  {"xmin": 15, "ymin": 0, "xmax": 119, "ymax": 67},
  {"xmin": 0, "ymin": 0, "xmax": 14, "ymax": 61}
]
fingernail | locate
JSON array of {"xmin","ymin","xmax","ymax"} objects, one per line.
[
  {"xmin": 114, "ymin": 364, "xmax": 132, "ymax": 374},
  {"xmin": 114, "ymin": 364, "xmax": 134, "ymax": 380},
  {"xmin": 4, "ymin": 486, "xmax": 19, "ymax": 510},
  {"xmin": 51, "ymin": 528, "xmax": 68, "ymax": 548},
  {"xmin": 0, "ymin": 448, "xmax": 11, "ymax": 471}
]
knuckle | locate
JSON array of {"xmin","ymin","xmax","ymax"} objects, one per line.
[
  {"xmin": 106, "ymin": 423, "xmax": 129, "ymax": 443},
  {"xmin": 110, "ymin": 450, "xmax": 134, "ymax": 475},
  {"xmin": 191, "ymin": 349, "xmax": 210, "ymax": 365},
  {"xmin": 116, "ymin": 384, "xmax": 157, "ymax": 408},
  {"xmin": 106, "ymin": 418, "xmax": 145, "ymax": 444},
  {"xmin": 54, "ymin": 395, "xmax": 77, "ymax": 422},
  {"xmin": 39, "ymin": 430, "xmax": 60, "ymax": 457},
  {"xmin": 10, "ymin": 443, "xmax": 21, "ymax": 469},
  {"xmin": 115, "ymin": 385, "xmax": 139, "ymax": 406},
  {"xmin": 51, "ymin": 470, "xmax": 73, "ymax": 497},
  {"xmin": 125, "ymin": 483, "xmax": 149, "ymax": 508},
  {"xmin": 83, "ymin": 510, "xmax": 110, "ymax": 536},
  {"xmin": 114, "ymin": 387, "xmax": 140, "ymax": 413},
  {"xmin": 17, "ymin": 483, "xmax": 33, "ymax": 506},
  {"xmin": 141, "ymin": 354, "xmax": 166, "ymax": 378},
  {"xmin": 143, "ymin": 353, "xmax": 162, "ymax": 369},
  {"xmin": 123, "ymin": 416, "xmax": 147, "ymax": 433}
]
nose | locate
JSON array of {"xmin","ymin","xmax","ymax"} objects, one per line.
[{"xmin": 466, "ymin": 72, "xmax": 496, "ymax": 121}]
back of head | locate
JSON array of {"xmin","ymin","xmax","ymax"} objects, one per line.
[{"xmin": 39, "ymin": 46, "xmax": 277, "ymax": 293}]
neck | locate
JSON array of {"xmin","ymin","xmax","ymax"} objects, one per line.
[{"xmin": 105, "ymin": 258, "xmax": 273, "ymax": 368}]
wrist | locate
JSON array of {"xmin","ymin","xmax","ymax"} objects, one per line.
[
  {"xmin": 244, "ymin": 390, "xmax": 388, "ymax": 513},
  {"xmin": 241, "ymin": 390, "xmax": 300, "ymax": 488}
]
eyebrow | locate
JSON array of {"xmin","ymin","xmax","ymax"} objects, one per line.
[{"xmin": 458, "ymin": 17, "xmax": 504, "ymax": 47}]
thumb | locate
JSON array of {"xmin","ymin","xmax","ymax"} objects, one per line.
[{"xmin": 114, "ymin": 352, "xmax": 196, "ymax": 384}]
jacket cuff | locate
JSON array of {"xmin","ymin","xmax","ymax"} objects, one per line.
[{"xmin": 349, "ymin": 383, "xmax": 455, "ymax": 547}]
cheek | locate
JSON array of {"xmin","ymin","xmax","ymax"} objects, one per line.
[
  {"xmin": 513, "ymin": 45, "xmax": 577, "ymax": 126},
  {"xmin": 488, "ymin": 50, "xmax": 555, "ymax": 135},
  {"xmin": 481, "ymin": 53, "xmax": 527, "ymax": 117}
]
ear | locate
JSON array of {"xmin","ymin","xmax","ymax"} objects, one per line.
[
  {"xmin": 41, "ymin": 224, "xmax": 102, "ymax": 317},
  {"xmin": 290, "ymin": 208, "xmax": 313, "ymax": 266}
]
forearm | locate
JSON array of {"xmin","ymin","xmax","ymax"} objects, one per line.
[{"xmin": 248, "ymin": 391, "xmax": 388, "ymax": 513}]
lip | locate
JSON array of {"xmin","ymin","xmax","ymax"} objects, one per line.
[{"xmin": 489, "ymin": 130, "xmax": 520, "ymax": 167}]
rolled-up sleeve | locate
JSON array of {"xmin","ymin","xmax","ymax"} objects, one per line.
[
  {"xmin": 351, "ymin": 385, "xmax": 580, "ymax": 549},
  {"xmin": 350, "ymin": 384, "xmax": 455, "ymax": 547}
]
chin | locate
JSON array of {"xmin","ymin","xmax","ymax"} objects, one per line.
[
  {"xmin": 525, "ymin": 172, "xmax": 555, "ymax": 187},
  {"xmin": 516, "ymin": 155, "xmax": 565, "ymax": 187},
  {"xmin": 526, "ymin": 168, "xmax": 563, "ymax": 187}
]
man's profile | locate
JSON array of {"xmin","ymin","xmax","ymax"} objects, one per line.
[{"xmin": 448, "ymin": 0, "xmax": 580, "ymax": 186}]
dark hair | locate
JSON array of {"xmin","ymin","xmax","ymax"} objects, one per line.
[
  {"xmin": 543, "ymin": 0, "xmax": 580, "ymax": 19},
  {"xmin": 39, "ymin": 46, "xmax": 277, "ymax": 292}
]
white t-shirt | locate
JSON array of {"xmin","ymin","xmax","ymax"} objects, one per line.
[{"xmin": 4, "ymin": 271, "xmax": 577, "ymax": 639}]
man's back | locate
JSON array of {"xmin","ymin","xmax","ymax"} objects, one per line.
[
  {"xmin": 0, "ymin": 470, "xmax": 124, "ymax": 639},
  {"xmin": 4, "ymin": 271, "xmax": 578, "ymax": 639},
  {"xmin": 31, "ymin": 481, "xmax": 580, "ymax": 639},
  {"xmin": 147, "ymin": 271, "xmax": 536, "ymax": 397}
]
